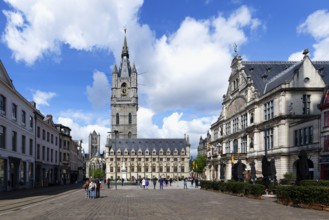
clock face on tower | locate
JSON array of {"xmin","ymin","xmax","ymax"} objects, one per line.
[{"xmin": 121, "ymin": 83, "xmax": 127, "ymax": 95}]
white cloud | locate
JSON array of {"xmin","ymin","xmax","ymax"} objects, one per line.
[
  {"xmin": 138, "ymin": 107, "xmax": 216, "ymax": 156},
  {"xmin": 288, "ymin": 50, "xmax": 304, "ymax": 61},
  {"xmin": 141, "ymin": 5, "xmax": 260, "ymax": 113},
  {"xmin": 2, "ymin": 0, "xmax": 144, "ymax": 65},
  {"xmin": 32, "ymin": 90, "xmax": 56, "ymax": 108},
  {"xmin": 2, "ymin": 2, "xmax": 261, "ymax": 155},
  {"xmin": 56, "ymin": 114, "xmax": 110, "ymax": 154},
  {"xmin": 296, "ymin": 9, "xmax": 329, "ymax": 60},
  {"xmin": 86, "ymin": 71, "xmax": 111, "ymax": 109}
]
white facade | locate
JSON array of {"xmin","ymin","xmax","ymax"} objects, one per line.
[
  {"xmin": 0, "ymin": 61, "xmax": 36, "ymax": 191},
  {"xmin": 206, "ymin": 52, "xmax": 329, "ymax": 182}
]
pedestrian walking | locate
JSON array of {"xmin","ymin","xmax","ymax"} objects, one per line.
[
  {"xmin": 107, "ymin": 178, "xmax": 111, "ymax": 189},
  {"xmin": 121, "ymin": 178, "xmax": 124, "ymax": 186},
  {"xmin": 169, "ymin": 178, "xmax": 173, "ymax": 186},
  {"xmin": 152, "ymin": 178, "xmax": 157, "ymax": 189},
  {"xmin": 159, "ymin": 178, "xmax": 164, "ymax": 190},
  {"xmin": 83, "ymin": 179, "xmax": 90, "ymax": 199},
  {"xmin": 142, "ymin": 178, "xmax": 146, "ymax": 189},
  {"xmin": 89, "ymin": 180, "xmax": 97, "ymax": 199},
  {"xmin": 96, "ymin": 179, "xmax": 101, "ymax": 198},
  {"xmin": 195, "ymin": 177, "xmax": 198, "ymax": 188},
  {"xmin": 191, "ymin": 177, "xmax": 194, "ymax": 187},
  {"xmin": 184, "ymin": 178, "xmax": 188, "ymax": 189},
  {"xmin": 145, "ymin": 179, "xmax": 149, "ymax": 189}
]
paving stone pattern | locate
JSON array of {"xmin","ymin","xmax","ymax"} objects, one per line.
[{"xmin": 1, "ymin": 182, "xmax": 328, "ymax": 220}]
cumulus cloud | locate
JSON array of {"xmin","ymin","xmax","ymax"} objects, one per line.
[
  {"xmin": 296, "ymin": 9, "xmax": 329, "ymax": 60},
  {"xmin": 2, "ymin": 1, "xmax": 261, "ymax": 153},
  {"xmin": 141, "ymin": 5, "xmax": 260, "ymax": 112},
  {"xmin": 32, "ymin": 90, "xmax": 56, "ymax": 108},
  {"xmin": 288, "ymin": 50, "xmax": 305, "ymax": 61},
  {"xmin": 137, "ymin": 107, "xmax": 216, "ymax": 156},
  {"xmin": 1, "ymin": 0, "xmax": 144, "ymax": 65},
  {"xmin": 56, "ymin": 113, "xmax": 110, "ymax": 154},
  {"xmin": 86, "ymin": 71, "xmax": 111, "ymax": 108}
]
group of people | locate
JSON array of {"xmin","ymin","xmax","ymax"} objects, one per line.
[
  {"xmin": 83, "ymin": 178, "xmax": 102, "ymax": 199},
  {"xmin": 83, "ymin": 176, "xmax": 199, "ymax": 196},
  {"xmin": 184, "ymin": 177, "xmax": 199, "ymax": 189}
]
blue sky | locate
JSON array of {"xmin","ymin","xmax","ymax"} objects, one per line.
[{"xmin": 0, "ymin": 0, "xmax": 328, "ymax": 157}]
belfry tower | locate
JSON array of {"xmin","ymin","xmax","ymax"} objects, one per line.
[{"xmin": 111, "ymin": 30, "xmax": 138, "ymax": 138}]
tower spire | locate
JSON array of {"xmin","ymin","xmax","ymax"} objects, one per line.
[{"xmin": 122, "ymin": 28, "xmax": 129, "ymax": 58}]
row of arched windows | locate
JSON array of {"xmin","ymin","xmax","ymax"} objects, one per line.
[
  {"xmin": 110, "ymin": 148, "xmax": 185, "ymax": 156},
  {"xmin": 116, "ymin": 113, "xmax": 132, "ymax": 125}
]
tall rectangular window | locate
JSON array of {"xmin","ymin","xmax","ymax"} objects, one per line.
[
  {"xmin": 12, "ymin": 103, "xmax": 17, "ymax": 121},
  {"xmin": 264, "ymin": 100, "xmax": 274, "ymax": 120},
  {"xmin": 47, "ymin": 132, "xmax": 49, "ymax": 142},
  {"xmin": 37, "ymin": 144, "xmax": 40, "ymax": 159},
  {"xmin": 55, "ymin": 150, "xmax": 57, "ymax": 163},
  {"xmin": 47, "ymin": 148, "xmax": 49, "ymax": 161},
  {"xmin": 225, "ymin": 121, "xmax": 231, "ymax": 135},
  {"xmin": 0, "ymin": 95, "xmax": 6, "ymax": 115},
  {"xmin": 324, "ymin": 111, "xmax": 329, "ymax": 127},
  {"xmin": 302, "ymin": 94, "xmax": 311, "ymax": 114},
  {"xmin": 51, "ymin": 149, "xmax": 53, "ymax": 162},
  {"xmin": 0, "ymin": 125, "xmax": 5, "ymax": 148},
  {"xmin": 29, "ymin": 139, "xmax": 33, "ymax": 156},
  {"xmin": 29, "ymin": 116, "xmax": 33, "ymax": 129},
  {"xmin": 12, "ymin": 131, "xmax": 17, "ymax": 151},
  {"xmin": 42, "ymin": 146, "xmax": 45, "ymax": 160},
  {"xmin": 22, "ymin": 135, "xmax": 26, "ymax": 154},
  {"xmin": 37, "ymin": 127, "xmax": 40, "ymax": 138},
  {"xmin": 21, "ymin": 110, "xmax": 26, "ymax": 125},
  {"xmin": 241, "ymin": 136, "xmax": 247, "ymax": 153},
  {"xmin": 264, "ymin": 128, "xmax": 273, "ymax": 151},
  {"xmin": 232, "ymin": 117, "xmax": 239, "ymax": 133},
  {"xmin": 294, "ymin": 126, "xmax": 313, "ymax": 146},
  {"xmin": 42, "ymin": 129, "xmax": 45, "ymax": 140},
  {"xmin": 324, "ymin": 135, "xmax": 329, "ymax": 152},
  {"xmin": 241, "ymin": 113, "xmax": 248, "ymax": 129}
]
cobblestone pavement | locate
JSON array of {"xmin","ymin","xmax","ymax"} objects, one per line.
[{"xmin": 0, "ymin": 182, "xmax": 328, "ymax": 220}]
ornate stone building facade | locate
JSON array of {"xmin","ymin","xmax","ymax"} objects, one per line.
[
  {"xmin": 105, "ymin": 33, "xmax": 190, "ymax": 181},
  {"xmin": 206, "ymin": 50, "xmax": 329, "ymax": 182}
]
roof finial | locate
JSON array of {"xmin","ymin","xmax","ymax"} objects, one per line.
[
  {"xmin": 233, "ymin": 43, "xmax": 238, "ymax": 56},
  {"xmin": 303, "ymin": 48, "xmax": 309, "ymax": 56}
]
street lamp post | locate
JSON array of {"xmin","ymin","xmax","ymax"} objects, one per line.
[{"xmin": 109, "ymin": 130, "xmax": 120, "ymax": 190}]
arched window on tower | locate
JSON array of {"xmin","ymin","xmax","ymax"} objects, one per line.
[
  {"xmin": 128, "ymin": 132, "xmax": 132, "ymax": 138},
  {"xmin": 116, "ymin": 113, "xmax": 119, "ymax": 125},
  {"xmin": 129, "ymin": 113, "xmax": 132, "ymax": 124}
]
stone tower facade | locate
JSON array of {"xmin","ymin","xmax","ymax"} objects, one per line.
[
  {"xmin": 111, "ymin": 32, "xmax": 138, "ymax": 139},
  {"xmin": 89, "ymin": 130, "xmax": 100, "ymax": 159}
]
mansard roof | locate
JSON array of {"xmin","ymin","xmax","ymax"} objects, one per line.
[
  {"xmin": 108, "ymin": 138, "xmax": 188, "ymax": 155},
  {"xmin": 243, "ymin": 60, "xmax": 329, "ymax": 96}
]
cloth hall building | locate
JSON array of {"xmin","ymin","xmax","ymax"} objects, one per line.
[
  {"xmin": 205, "ymin": 50, "xmax": 329, "ymax": 182},
  {"xmin": 104, "ymin": 33, "xmax": 190, "ymax": 181}
]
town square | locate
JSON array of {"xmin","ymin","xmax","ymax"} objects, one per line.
[{"xmin": 1, "ymin": 0, "xmax": 329, "ymax": 219}]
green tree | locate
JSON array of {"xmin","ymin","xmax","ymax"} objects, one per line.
[
  {"xmin": 194, "ymin": 154, "xmax": 207, "ymax": 174},
  {"xmin": 89, "ymin": 168, "xmax": 105, "ymax": 179}
]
